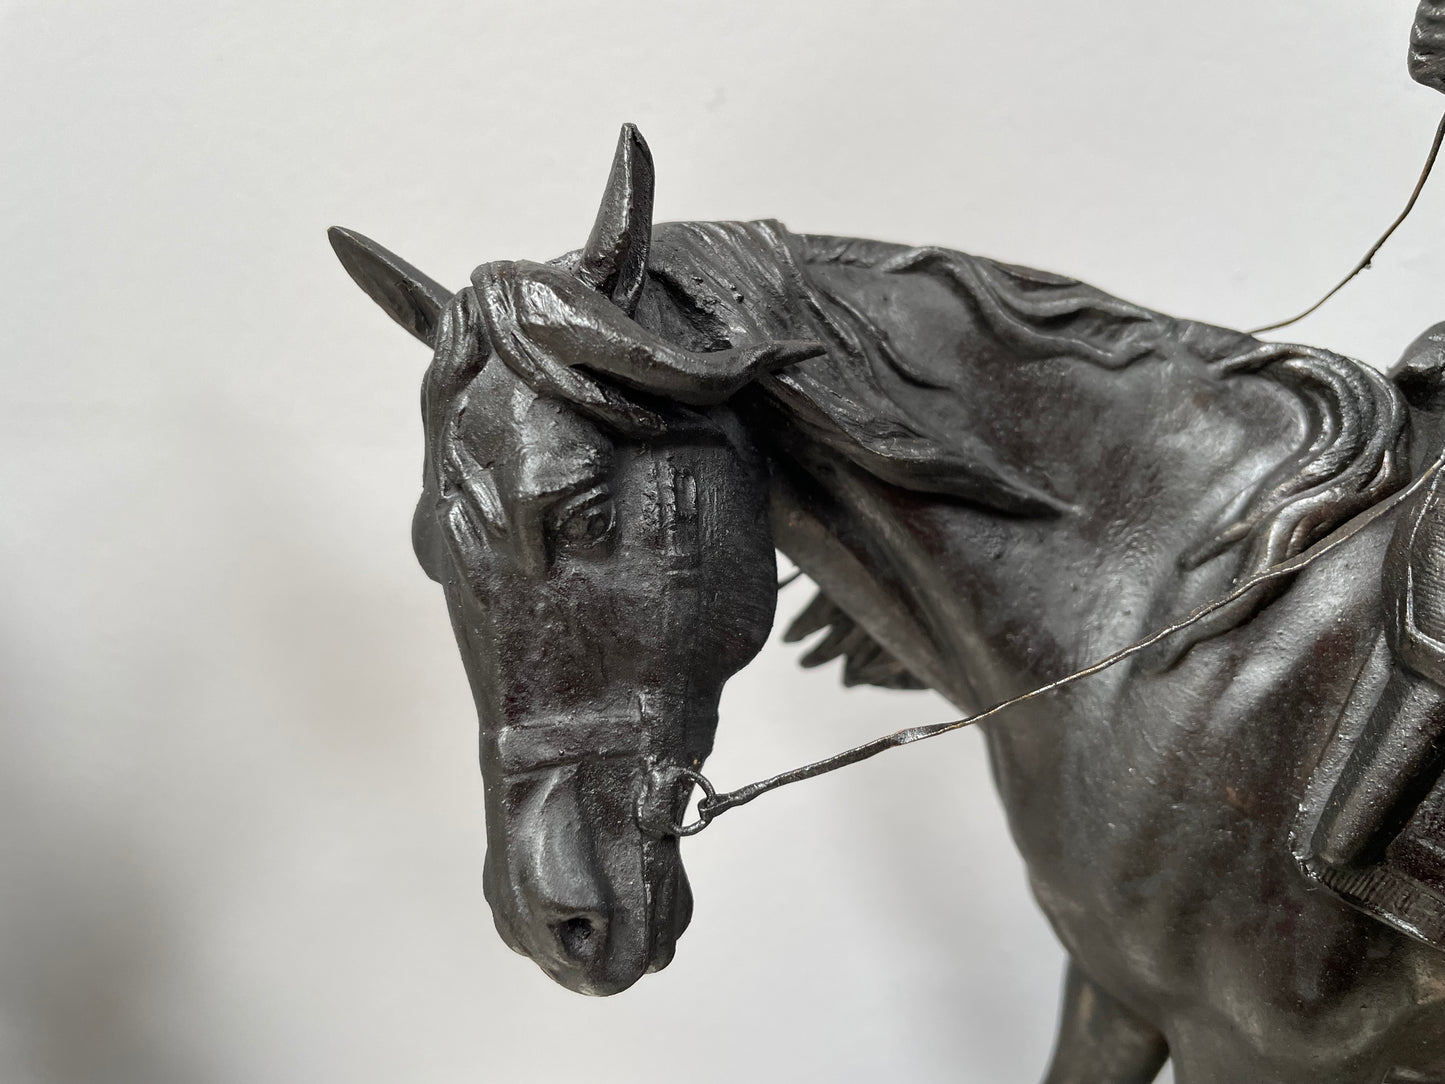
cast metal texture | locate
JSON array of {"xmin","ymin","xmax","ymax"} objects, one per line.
[{"xmin": 324, "ymin": 11, "xmax": 1445, "ymax": 1077}]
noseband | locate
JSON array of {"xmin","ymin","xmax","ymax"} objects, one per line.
[{"xmin": 492, "ymin": 718, "xmax": 715, "ymax": 838}]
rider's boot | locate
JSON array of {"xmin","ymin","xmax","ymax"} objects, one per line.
[
  {"xmin": 1314, "ymin": 667, "xmax": 1445, "ymax": 869},
  {"xmin": 1313, "ymin": 454, "xmax": 1445, "ymax": 869}
]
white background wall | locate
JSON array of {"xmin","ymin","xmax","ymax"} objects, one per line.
[{"xmin": 2, "ymin": 2, "xmax": 1441, "ymax": 1082}]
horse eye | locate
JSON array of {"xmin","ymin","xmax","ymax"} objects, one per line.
[{"xmin": 550, "ymin": 490, "xmax": 614, "ymax": 552}]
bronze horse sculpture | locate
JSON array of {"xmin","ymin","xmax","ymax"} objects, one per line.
[{"xmin": 331, "ymin": 120, "xmax": 1445, "ymax": 1082}]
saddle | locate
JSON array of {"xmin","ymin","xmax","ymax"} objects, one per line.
[{"xmin": 1296, "ymin": 325, "xmax": 1445, "ymax": 951}]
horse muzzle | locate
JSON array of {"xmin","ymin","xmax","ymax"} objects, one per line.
[{"xmin": 479, "ymin": 755, "xmax": 698, "ymax": 996}]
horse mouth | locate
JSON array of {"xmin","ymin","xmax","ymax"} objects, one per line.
[
  {"xmin": 483, "ymin": 843, "xmax": 695, "ymax": 996},
  {"xmin": 533, "ymin": 916, "xmax": 677, "ymax": 996},
  {"xmin": 645, "ymin": 862, "xmax": 693, "ymax": 975}
]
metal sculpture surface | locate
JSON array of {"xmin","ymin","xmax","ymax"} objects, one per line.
[{"xmin": 329, "ymin": 9, "xmax": 1445, "ymax": 1081}]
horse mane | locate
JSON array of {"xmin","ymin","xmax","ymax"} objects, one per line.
[
  {"xmin": 426, "ymin": 220, "xmax": 1411, "ymax": 688},
  {"xmin": 643, "ymin": 220, "xmax": 1412, "ymax": 681}
]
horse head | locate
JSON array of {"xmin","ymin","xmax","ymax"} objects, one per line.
[{"xmin": 330, "ymin": 126, "xmax": 820, "ymax": 994}]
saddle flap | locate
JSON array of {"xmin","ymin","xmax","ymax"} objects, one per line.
[{"xmin": 1295, "ymin": 634, "xmax": 1445, "ymax": 951}]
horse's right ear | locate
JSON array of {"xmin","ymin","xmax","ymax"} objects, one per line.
[
  {"xmin": 575, "ymin": 123, "xmax": 654, "ymax": 317},
  {"xmin": 329, "ymin": 226, "xmax": 453, "ymax": 349}
]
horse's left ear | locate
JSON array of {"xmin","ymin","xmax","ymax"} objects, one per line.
[
  {"xmin": 575, "ymin": 123, "xmax": 654, "ymax": 317},
  {"xmin": 329, "ymin": 226, "xmax": 453, "ymax": 349}
]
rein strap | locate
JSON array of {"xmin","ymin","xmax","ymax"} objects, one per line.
[{"xmin": 677, "ymin": 457, "xmax": 1441, "ymax": 836}]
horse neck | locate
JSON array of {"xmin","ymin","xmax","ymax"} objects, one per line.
[
  {"xmin": 725, "ymin": 232, "xmax": 1317, "ymax": 712},
  {"xmin": 644, "ymin": 222, "xmax": 1397, "ymax": 708},
  {"xmin": 765, "ymin": 351, "xmax": 1311, "ymax": 714}
]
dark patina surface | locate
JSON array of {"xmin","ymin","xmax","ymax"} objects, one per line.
[{"xmin": 326, "ymin": 7, "xmax": 1445, "ymax": 1080}]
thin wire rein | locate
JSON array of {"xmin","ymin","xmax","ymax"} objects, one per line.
[
  {"xmin": 676, "ymin": 458, "xmax": 1441, "ymax": 836},
  {"xmin": 1249, "ymin": 109, "xmax": 1445, "ymax": 335}
]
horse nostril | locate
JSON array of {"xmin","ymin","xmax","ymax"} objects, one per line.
[
  {"xmin": 551, "ymin": 913, "xmax": 605, "ymax": 961},
  {"xmin": 559, "ymin": 916, "xmax": 593, "ymax": 945}
]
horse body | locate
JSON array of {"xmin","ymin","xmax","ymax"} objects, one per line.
[
  {"xmin": 798, "ymin": 428, "xmax": 1429, "ymax": 1079},
  {"xmin": 331, "ymin": 126, "xmax": 1445, "ymax": 1082},
  {"xmin": 748, "ymin": 231, "xmax": 1445, "ymax": 1080}
]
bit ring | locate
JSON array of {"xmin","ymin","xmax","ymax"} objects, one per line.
[{"xmin": 637, "ymin": 766, "xmax": 717, "ymax": 837}]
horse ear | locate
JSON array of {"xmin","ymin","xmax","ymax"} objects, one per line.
[
  {"xmin": 574, "ymin": 123, "xmax": 654, "ymax": 316},
  {"xmin": 329, "ymin": 226, "xmax": 453, "ymax": 348}
]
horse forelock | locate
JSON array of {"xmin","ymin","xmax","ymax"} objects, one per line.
[{"xmin": 415, "ymin": 266, "xmax": 740, "ymax": 560}]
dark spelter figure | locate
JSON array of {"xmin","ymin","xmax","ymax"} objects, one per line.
[
  {"xmin": 1415, "ymin": 0, "xmax": 1445, "ymax": 94},
  {"xmin": 328, "ymin": 7, "xmax": 1445, "ymax": 1083}
]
